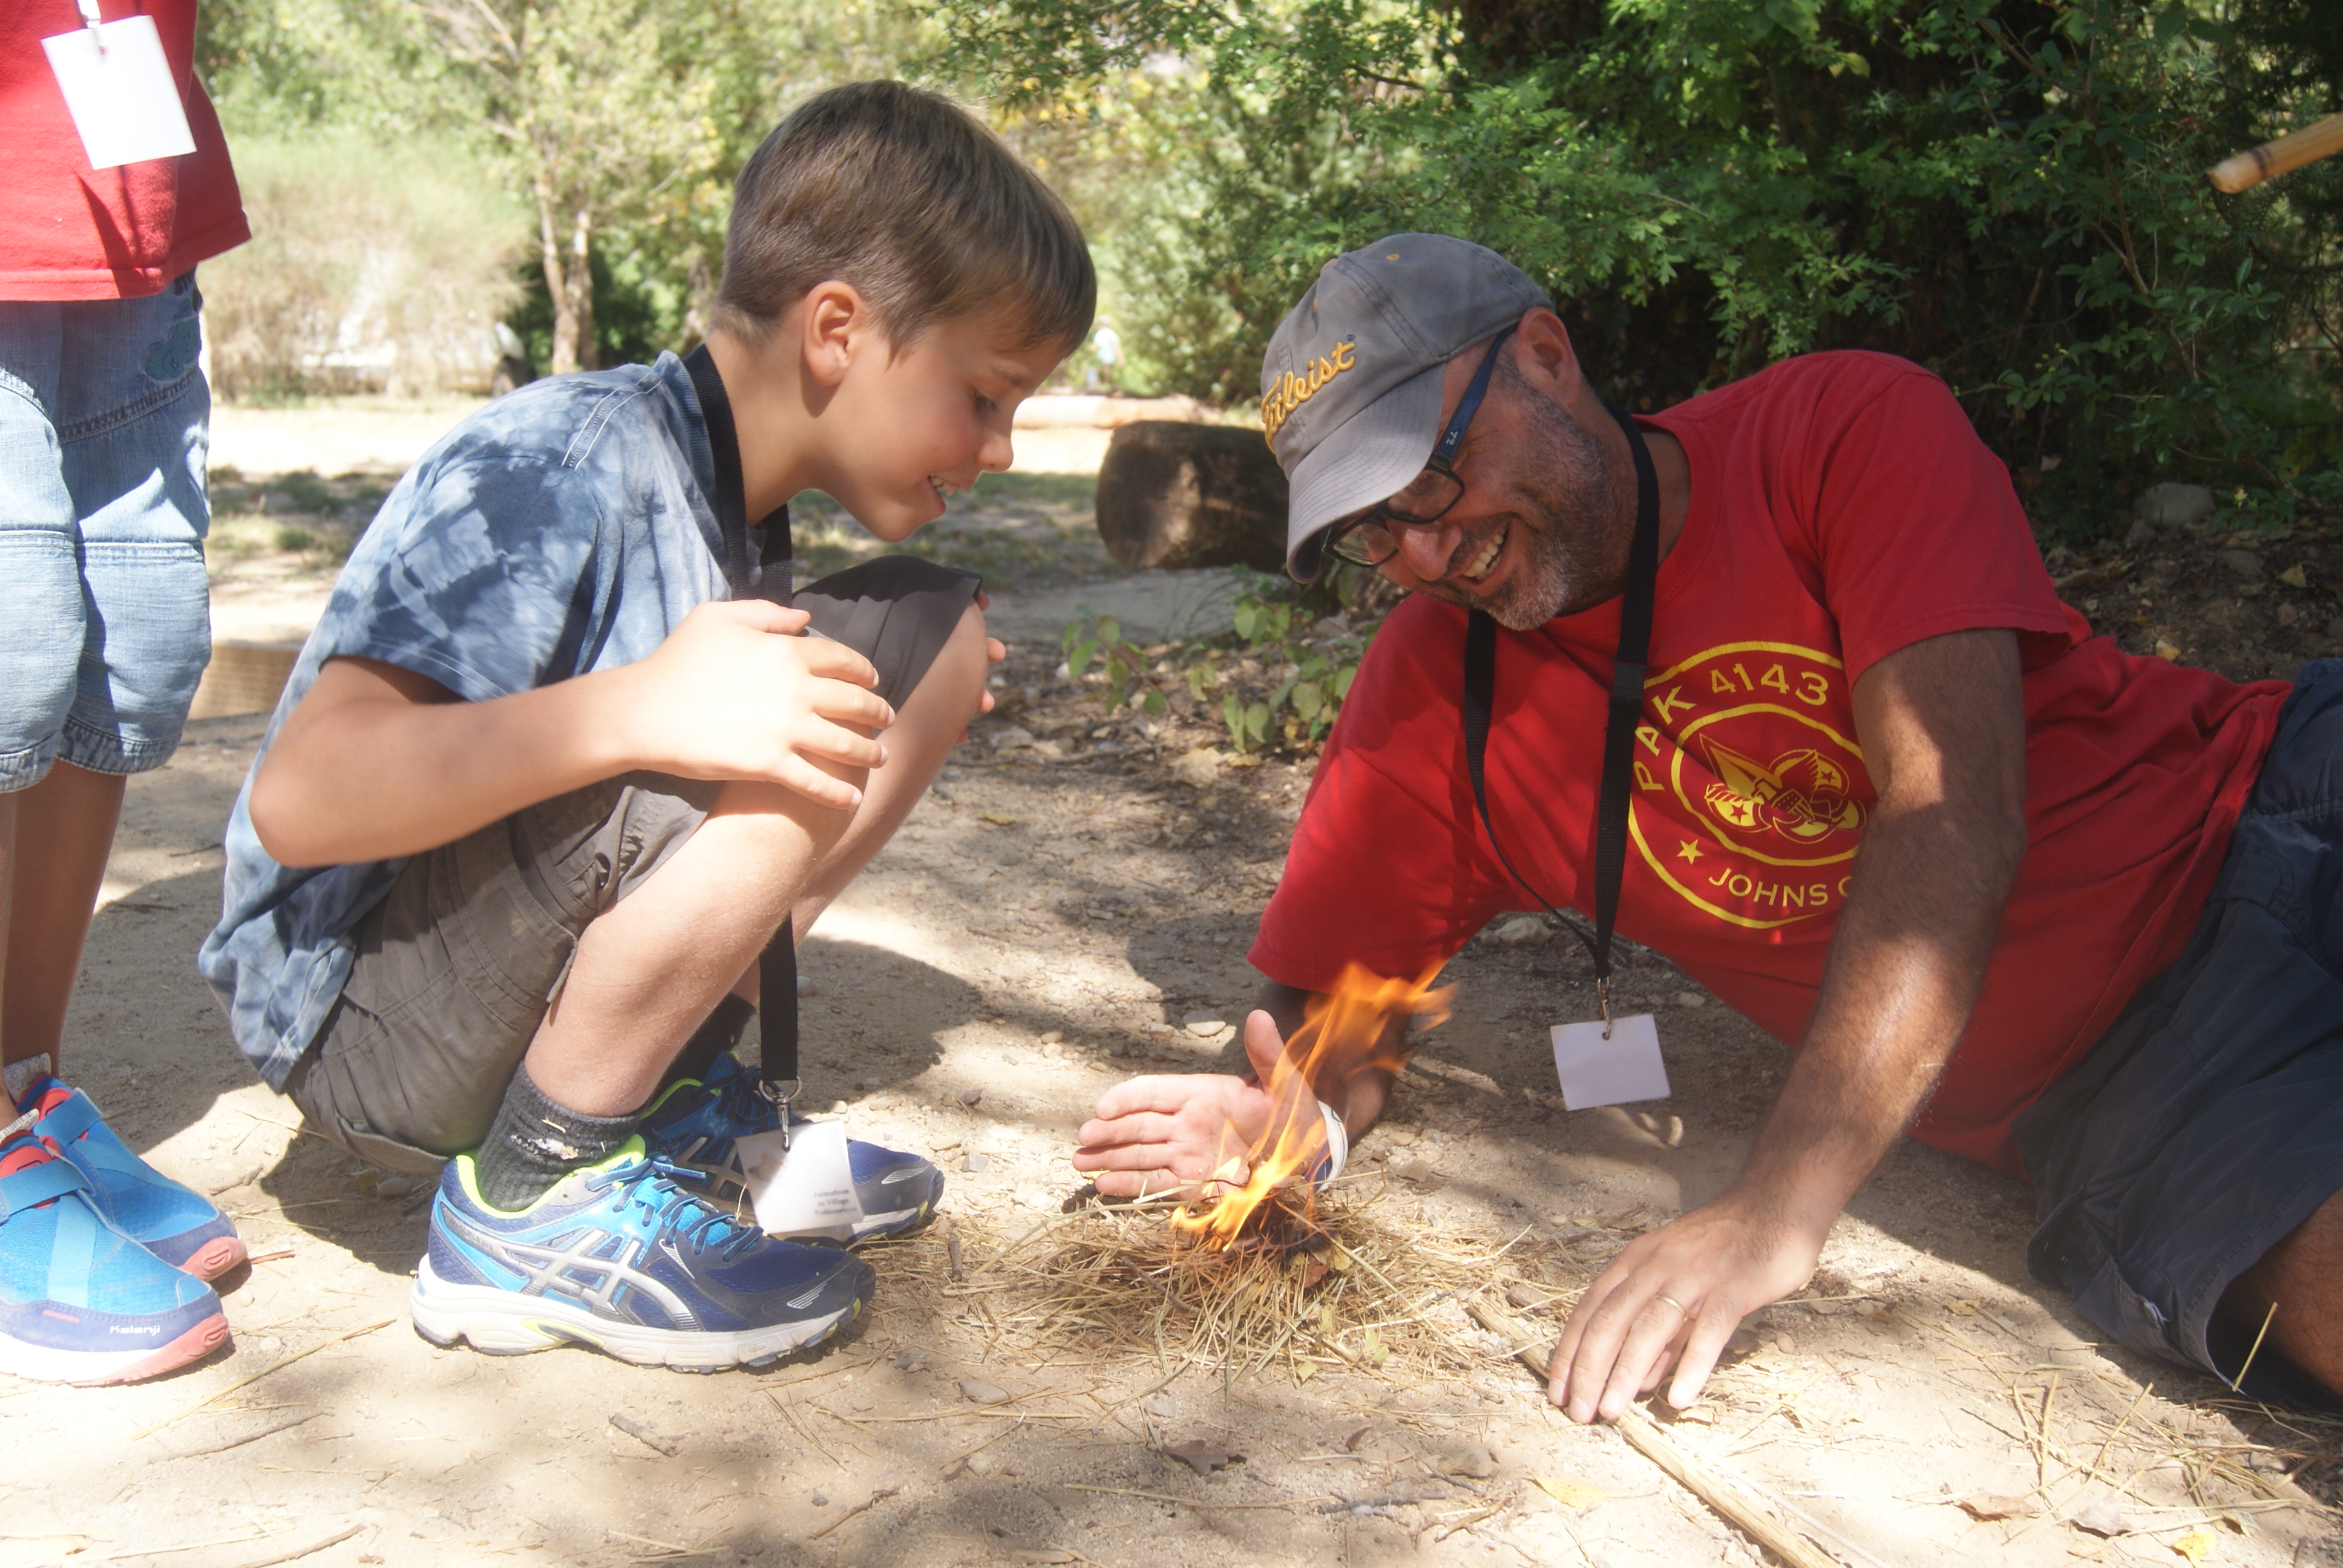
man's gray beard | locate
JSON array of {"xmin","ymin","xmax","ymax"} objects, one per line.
[{"xmin": 1415, "ymin": 391, "xmax": 1620, "ymax": 632}]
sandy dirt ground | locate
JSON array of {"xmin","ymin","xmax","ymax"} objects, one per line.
[{"xmin": 5, "ymin": 403, "xmax": 2338, "ymax": 1568}]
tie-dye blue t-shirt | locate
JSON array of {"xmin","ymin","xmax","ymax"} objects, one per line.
[{"xmin": 200, "ymin": 353, "xmax": 758, "ymax": 1088}]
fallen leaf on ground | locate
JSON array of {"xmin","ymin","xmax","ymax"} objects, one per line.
[
  {"xmin": 2172, "ymin": 1529, "xmax": 2215, "ymax": 1563},
  {"xmin": 981, "ymin": 811, "xmax": 1017, "ymax": 826},
  {"xmin": 1535, "ymin": 1477, "xmax": 1606, "ymax": 1509},
  {"xmin": 1164, "ymin": 1438, "xmax": 1243, "ymax": 1475},
  {"xmin": 2070, "ymin": 1498, "xmax": 2131, "ymax": 1537},
  {"xmin": 1955, "ymin": 1492, "xmax": 2038, "ymax": 1521}
]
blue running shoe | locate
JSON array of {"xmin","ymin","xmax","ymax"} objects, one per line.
[
  {"xmin": 18, "ymin": 1076, "xmax": 244, "ymax": 1281},
  {"xmin": 410, "ymin": 1137, "xmax": 873, "ymax": 1370},
  {"xmin": 641, "ymin": 1054, "xmax": 943, "ymax": 1243},
  {"xmin": 0, "ymin": 1131, "xmax": 228, "ymax": 1385}
]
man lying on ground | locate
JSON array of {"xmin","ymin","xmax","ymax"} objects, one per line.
[
  {"xmin": 1073, "ymin": 233, "xmax": 2339, "ymax": 1416},
  {"xmin": 201, "ymin": 82, "xmax": 1093, "ymax": 1370}
]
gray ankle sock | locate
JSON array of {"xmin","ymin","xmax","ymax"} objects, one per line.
[{"xmin": 474, "ymin": 1064, "xmax": 637, "ymax": 1212}]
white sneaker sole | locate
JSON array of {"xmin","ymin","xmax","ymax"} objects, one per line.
[
  {"xmin": 0, "ymin": 1310, "xmax": 229, "ymax": 1387},
  {"xmin": 407, "ymin": 1257, "xmax": 857, "ymax": 1370}
]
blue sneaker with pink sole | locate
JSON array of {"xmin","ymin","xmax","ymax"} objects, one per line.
[
  {"xmin": 0, "ymin": 1130, "xmax": 228, "ymax": 1385},
  {"xmin": 15, "ymin": 1067, "xmax": 245, "ymax": 1282}
]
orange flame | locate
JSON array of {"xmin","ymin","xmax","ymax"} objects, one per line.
[{"xmin": 1172, "ymin": 963, "xmax": 1453, "ymax": 1252}]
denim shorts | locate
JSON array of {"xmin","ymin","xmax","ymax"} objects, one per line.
[
  {"xmin": 2014, "ymin": 659, "xmax": 2343, "ymax": 1406},
  {"xmin": 0, "ymin": 272, "xmax": 213, "ymax": 792}
]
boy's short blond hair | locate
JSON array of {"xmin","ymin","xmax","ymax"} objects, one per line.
[{"xmin": 715, "ymin": 80, "xmax": 1095, "ymax": 354}]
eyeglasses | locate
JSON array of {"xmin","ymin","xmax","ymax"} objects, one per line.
[{"xmin": 1323, "ymin": 325, "xmax": 1515, "ymax": 569}]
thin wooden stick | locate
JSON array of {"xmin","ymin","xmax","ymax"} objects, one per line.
[
  {"xmin": 2229, "ymin": 1302, "xmax": 2278, "ymax": 1394},
  {"xmin": 2209, "ymin": 113, "xmax": 2343, "ymax": 193},
  {"xmin": 224, "ymin": 1525, "xmax": 359, "ymax": 1568},
  {"xmin": 133, "ymin": 1319, "xmax": 394, "ymax": 1440},
  {"xmin": 2082, "ymin": 1382, "xmax": 2154, "ymax": 1495},
  {"xmin": 805, "ymin": 1485, "xmax": 900, "ymax": 1541},
  {"xmin": 1063, "ymin": 1484, "xmax": 1331, "ymax": 1510},
  {"xmin": 165, "ymin": 1410, "xmax": 321, "ymax": 1460},
  {"xmin": 1466, "ymin": 1298, "xmax": 1844, "ymax": 1568}
]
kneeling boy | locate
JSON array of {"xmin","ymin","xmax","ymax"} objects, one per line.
[{"xmin": 200, "ymin": 82, "xmax": 1093, "ymax": 1370}]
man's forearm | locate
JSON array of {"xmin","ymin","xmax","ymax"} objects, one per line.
[
  {"xmin": 251, "ymin": 660, "xmax": 641, "ymax": 867},
  {"xmin": 1251, "ymin": 980, "xmax": 1406, "ymax": 1138},
  {"xmin": 1732, "ymin": 792, "xmax": 2024, "ymax": 1230}
]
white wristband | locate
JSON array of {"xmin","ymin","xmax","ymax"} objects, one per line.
[{"xmin": 1317, "ymin": 1100, "xmax": 1349, "ymax": 1185}]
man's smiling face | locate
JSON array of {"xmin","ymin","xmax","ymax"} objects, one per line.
[{"xmin": 1359, "ymin": 330, "xmax": 1633, "ymax": 631}]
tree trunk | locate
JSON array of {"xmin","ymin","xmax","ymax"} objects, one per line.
[
  {"xmin": 1093, "ymin": 421, "xmax": 1290, "ymax": 572},
  {"xmin": 566, "ymin": 203, "xmax": 597, "ymax": 371},
  {"xmin": 537, "ymin": 189, "xmax": 575, "ymax": 377},
  {"xmin": 539, "ymin": 191, "xmax": 596, "ymax": 376}
]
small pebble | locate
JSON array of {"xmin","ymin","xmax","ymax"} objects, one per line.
[
  {"xmin": 960, "ymin": 1377, "xmax": 1011, "ymax": 1405},
  {"xmin": 796, "ymin": 976, "xmax": 817, "ymax": 998},
  {"xmin": 1039, "ymin": 1029, "xmax": 1064, "ymax": 1044},
  {"xmin": 958, "ymin": 1088, "xmax": 983, "ymax": 1107},
  {"xmin": 811, "ymin": 1492, "xmax": 828, "ymax": 1508},
  {"xmin": 962, "ymin": 1152, "xmax": 989, "ymax": 1174}
]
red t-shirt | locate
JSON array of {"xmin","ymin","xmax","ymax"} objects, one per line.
[
  {"xmin": 1, "ymin": 1, "xmax": 248, "ymax": 300},
  {"xmin": 1253, "ymin": 351, "xmax": 2286, "ymax": 1175}
]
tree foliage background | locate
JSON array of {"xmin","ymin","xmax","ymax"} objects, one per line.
[
  {"xmin": 194, "ymin": 0, "xmax": 2338, "ymax": 533},
  {"xmin": 197, "ymin": 0, "xmax": 915, "ymax": 377},
  {"xmin": 936, "ymin": 0, "xmax": 2342, "ymax": 533}
]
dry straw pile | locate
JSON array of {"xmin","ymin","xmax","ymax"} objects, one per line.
[{"xmin": 882, "ymin": 1178, "xmax": 1585, "ymax": 1387}]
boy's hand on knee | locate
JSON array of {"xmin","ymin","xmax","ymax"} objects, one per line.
[{"xmin": 621, "ymin": 600, "xmax": 895, "ymax": 807}]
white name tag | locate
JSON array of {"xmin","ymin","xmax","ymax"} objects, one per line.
[
  {"xmin": 1550, "ymin": 1013, "xmax": 1670, "ymax": 1110},
  {"xmin": 43, "ymin": 17, "xmax": 197, "ymax": 171},
  {"xmin": 736, "ymin": 1119, "xmax": 864, "ymax": 1241}
]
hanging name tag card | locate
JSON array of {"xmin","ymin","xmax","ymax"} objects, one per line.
[
  {"xmin": 1550, "ymin": 1013, "xmax": 1670, "ymax": 1111},
  {"xmin": 42, "ymin": 17, "xmax": 197, "ymax": 171},
  {"xmin": 736, "ymin": 1119, "xmax": 864, "ymax": 1242}
]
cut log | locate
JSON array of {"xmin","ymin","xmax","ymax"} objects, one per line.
[
  {"xmin": 188, "ymin": 642, "xmax": 303, "ymax": 720},
  {"xmin": 1094, "ymin": 421, "xmax": 1288, "ymax": 572}
]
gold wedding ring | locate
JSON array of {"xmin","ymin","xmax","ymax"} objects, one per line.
[{"xmin": 1652, "ymin": 1293, "xmax": 1689, "ymax": 1316}]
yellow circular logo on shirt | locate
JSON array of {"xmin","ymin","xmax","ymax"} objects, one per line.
[{"xmin": 1628, "ymin": 642, "xmax": 1872, "ymax": 930}]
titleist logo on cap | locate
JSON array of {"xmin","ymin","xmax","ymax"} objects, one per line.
[{"xmin": 1262, "ymin": 339, "xmax": 1356, "ymax": 450}]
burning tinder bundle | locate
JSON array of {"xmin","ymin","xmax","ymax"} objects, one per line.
[
  {"xmin": 973, "ymin": 1186, "xmax": 1578, "ymax": 1383},
  {"xmin": 947, "ymin": 967, "xmax": 1586, "ymax": 1381}
]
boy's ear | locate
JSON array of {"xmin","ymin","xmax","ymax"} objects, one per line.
[{"xmin": 800, "ymin": 279, "xmax": 871, "ymax": 389}]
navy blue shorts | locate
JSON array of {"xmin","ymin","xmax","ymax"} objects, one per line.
[{"xmin": 2014, "ymin": 659, "xmax": 2343, "ymax": 1406}]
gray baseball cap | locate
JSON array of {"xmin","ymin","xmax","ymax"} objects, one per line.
[{"xmin": 1260, "ymin": 234, "xmax": 1552, "ymax": 580}]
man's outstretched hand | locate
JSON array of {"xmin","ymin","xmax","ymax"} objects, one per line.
[
  {"xmin": 1072, "ymin": 1011, "xmax": 1294, "ymax": 1199},
  {"xmin": 1546, "ymin": 1191, "xmax": 1828, "ymax": 1423}
]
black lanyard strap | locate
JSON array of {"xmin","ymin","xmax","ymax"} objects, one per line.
[
  {"xmin": 683, "ymin": 344, "xmax": 803, "ymax": 1115},
  {"xmin": 1462, "ymin": 402, "xmax": 1660, "ymax": 1031}
]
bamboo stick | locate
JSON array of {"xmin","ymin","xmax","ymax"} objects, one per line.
[
  {"xmin": 1467, "ymin": 1298, "xmax": 1843, "ymax": 1568},
  {"xmin": 2209, "ymin": 113, "xmax": 2343, "ymax": 193}
]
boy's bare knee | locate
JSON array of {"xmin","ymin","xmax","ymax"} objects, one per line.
[
  {"xmin": 704, "ymin": 777, "xmax": 857, "ymax": 860},
  {"xmin": 897, "ymin": 600, "xmax": 992, "ymax": 730}
]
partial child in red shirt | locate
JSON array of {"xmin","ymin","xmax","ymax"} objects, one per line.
[{"xmin": 0, "ymin": 1, "xmax": 251, "ymax": 1386}]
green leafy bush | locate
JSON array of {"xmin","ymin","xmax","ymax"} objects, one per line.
[
  {"xmin": 932, "ymin": 0, "xmax": 2342, "ymax": 534},
  {"xmin": 197, "ymin": 129, "xmax": 529, "ymax": 399}
]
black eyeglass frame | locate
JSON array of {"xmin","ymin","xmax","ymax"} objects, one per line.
[{"xmin": 1322, "ymin": 324, "xmax": 1516, "ymax": 569}]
